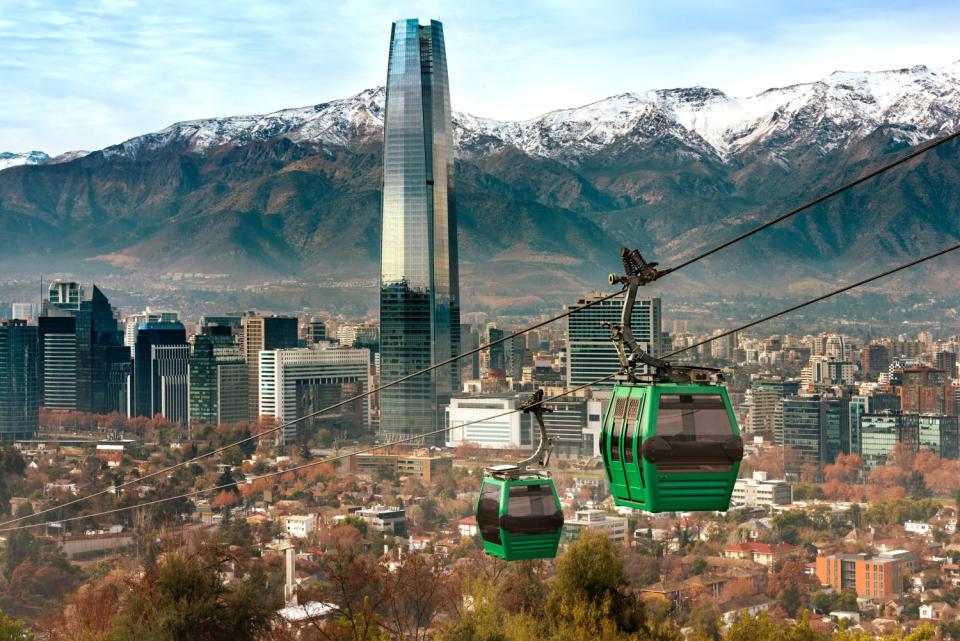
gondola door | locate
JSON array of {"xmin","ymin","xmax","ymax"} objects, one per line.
[
  {"xmin": 602, "ymin": 391, "xmax": 630, "ymax": 501},
  {"xmin": 620, "ymin": 388, "xmax": 646, "ymax": 505}
]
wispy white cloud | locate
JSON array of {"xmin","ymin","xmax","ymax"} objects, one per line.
[{"xmin": 1, "ymin": 0, "xmax": 958, "ymax": 154}]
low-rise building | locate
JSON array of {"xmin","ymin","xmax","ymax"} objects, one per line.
[
  {"xmin": 731, "ymin": 471, "xmax": 792, "ymax": 508},
  {"xmin": 357, "ymin": 506, "xmax": 407, "ymax": 536},
  {"xmin": 350, "ymin": 449, "xmax": 454, "ymax": 484},
  {"xmin": 283, "ymin": 514, "xmax": 318, "ymax": 539},
  {"xmin": 721, "ymin": 542, "xmax": 797, "ymax": 567},
  {"xmin": 815, "ymin": 550, "xmax": 918, "ymax": 599},
  {"xmin": 562, "ymin": 509, "xmax": 627, "ymax": 544}
]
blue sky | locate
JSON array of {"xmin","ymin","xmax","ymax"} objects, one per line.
[{"xmin": 2, "ymin": 0, "xmax": 959, "ymax": 155}]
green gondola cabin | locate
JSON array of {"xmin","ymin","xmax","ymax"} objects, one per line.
[
  {"xmin": 600, "ymin": 382, "xmax": 743, "ymax": 512},
  {"xmin": 476, "ymin": 468, "xmax": 564, "ymax": 561}
]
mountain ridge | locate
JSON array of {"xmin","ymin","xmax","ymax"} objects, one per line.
[{"xmin": 0, "ymin": 62, "xmax": 958, "ymax": 311}]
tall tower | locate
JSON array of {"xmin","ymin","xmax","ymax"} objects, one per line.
[
  {"xmin": 0, "ymin": 320, "xmax": 38, "ymax": 441},
  {"xmin": 379, "ymin": 19, "xmax": 460, "ymax": 442}
]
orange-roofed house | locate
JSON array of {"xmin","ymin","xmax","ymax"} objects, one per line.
[{"xmin": 721, "ymin": 542, "xmax": 798, "ymax": 567}]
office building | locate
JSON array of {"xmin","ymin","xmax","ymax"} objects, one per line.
[
  {"xmin": 781, "ymin": 396, "xmax": 849, "ymax": 469},
  {"xmin": 189, "ymin": 326, "xmax": 248, "ymax": 426},
  {"xmin": 37, "ymin": 315, "xmax": 76, "ymax": 410},
  {"xmin": 39, "ymin": 282, "xmax": 129, "ymax": 415},
  {"xmin": 199, "ymin": 315, "xmax": 243, "ymax": 331},
  {"xmin": 132, "ymin": 322, "xmax": 188, "ymax": 422},
  {"xmin": 860, "ymin": 412, "xmax": 920, "ymax": 469},
  {"xmin": 487, "ymin": 326, "xmax": 506, "ymax": 372},
  {"xmin": 935, "ymin": 351, "xmax": 957, "ymax": 379},
  {"xmin": 307, "ymin": 318, "xmax": 326, "ymax": 344},
  {"xmin": 459, "ymin": 324, "xmax": 480, "ymax": 382},
  {"xmin": 258, "ymin": 346, "xmax": 370, "ymax": 444},
  {"xmin": 816, "ymin": 551, "xmax": 917, "ymax": 599},
  {"xmin": 0, "ymin": 320, "xmax": 38, "ymax": 441},
  {"xmin": 731, "ymin": 471, "xmax": 792, "ymax": 508},
  {"xmin": 379, "ymin": 19, "xmax": 460, "ymax": 443},
  {"xmin": 241, "ymin": 315, "xmax": 298, "ymax": 420},
  {"xmin": 446, "ymin": 395, "xmax": 533, "ymax": 449},
  {"xmin": 11, "ymin": 302, "xmax": 34, "ymax": 322},
  {"xmin": 746, "ymin": 379, "xmax": 800, "ymax": 437},
  {"xmin": 918, "ymin": 414, "xmax": 960, "ymax": 459},
  {"xmin": 566, "ymin": 293, "xmax": 660, "ymax": 388},
  {"xmin": 861, "ymin": 343, "xmax": 890, "ymax": 379},
  {"xmin": 152, "ymin": 344, "xmax": 190, "ymax": 425}
]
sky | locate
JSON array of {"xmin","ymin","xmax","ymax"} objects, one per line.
[{"xmin": 2, "ymin": 0, "xmax": 959, "ymax": 155}]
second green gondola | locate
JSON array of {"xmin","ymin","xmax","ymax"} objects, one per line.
[
  {"xmin": 476, "ymin": 468, "xmax": 564, "ymax": 561},
  {"xmin": 475, "ymin": 390, "xmax": 564, "ymax": 561}
]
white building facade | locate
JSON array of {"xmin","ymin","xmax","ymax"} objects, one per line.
[{"xmin": 258, "ymin": 346, "xmax": 371, "ymax": 443}]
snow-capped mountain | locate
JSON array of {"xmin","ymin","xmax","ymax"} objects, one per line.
[
  {"xmin": 0, "ymin": 150, "xmax": 50, "ymax": 170},
  {"xmin": 1, "ymin": 61, "xmax": 957, "ymax": 305},
  {"xmin": 85, "ymin": 61, "xmax": 960, "ymax": 166}
]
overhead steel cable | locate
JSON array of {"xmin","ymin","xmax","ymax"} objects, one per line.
[
  {"xmin": 0, "ymin": 289, "xmax": 626, "ymax": 529},
  {"xmin": 0, "ymin": 377, "xmax": 612, "ymax": 532},
  {"xmin": 5, "ymin": 241, "xmax": 957, "ymax": 534},
  {"xmin": 8, "ymin": 129, "xmax": 957, "ymax": 529},
  {"xmin": 667, "ymin": 130, "xmax": 960, "ymax": 273}
]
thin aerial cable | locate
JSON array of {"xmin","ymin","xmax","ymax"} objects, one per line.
[
  {"xmin": 1, "ymin": 377, "xmax": 612, "ymax": 532},
  {"xmin": 0, "ymin": 289, "xmax": 626, "ymax": 529}
]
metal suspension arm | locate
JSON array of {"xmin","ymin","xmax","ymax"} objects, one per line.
[
  {"xmin": 518, "ymin": 389, "xmax": 554, "ymax": 470},
  {"xmin": 607, "ymin": 247, "xmax": 673, "ymax": 378}
]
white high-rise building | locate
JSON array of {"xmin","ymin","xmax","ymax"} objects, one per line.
[
  {"xmin": 259, "ymin": 346, "xmax": 371, "ymax": 444},
  {"xmin": 124, "ymin": 308, "xmax": 179, "ymax": 347},
  {"xmin": 11, "ymin": 303, "xmax": 34, "ymax": 322}
]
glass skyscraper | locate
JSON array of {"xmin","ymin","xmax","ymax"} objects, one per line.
[{"xmin": 379, "ymin": 19, "xmax": 460, "ymax": 442}]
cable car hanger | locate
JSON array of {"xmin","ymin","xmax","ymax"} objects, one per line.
[
  {"xmin": 486, "ymin": 389, "xmax": 555, "ymax": 480},
  {"xmin": 606, "ymin": 246, "xmax": 721, "ymax": 386}
]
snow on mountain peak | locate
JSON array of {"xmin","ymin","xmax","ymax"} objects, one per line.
[
  {"xmin": 89, "ymin": 62, "xmax": 960, "ymax": 166},
  {"xmin": 0, "ymin": 150, "xmax": 50, "ymax": 170}
]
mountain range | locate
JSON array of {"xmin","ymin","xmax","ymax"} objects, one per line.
[{"xmin": 1, "ymin": 62, "xmax": 958, "ymax": 311}]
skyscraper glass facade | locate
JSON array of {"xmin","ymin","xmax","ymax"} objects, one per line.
[
  {"xmin": 380, "ymin": 19, "xmax": 460, "ymax": 442},
  {"xmin": 0, "ymin": 320, "xmax": 38, "ymax": 441}
]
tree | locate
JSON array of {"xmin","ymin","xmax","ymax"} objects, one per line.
[
  {"xmin": 725, "ymin": 611, "xmax": 785, "ymax": 641},
  {"xmin": 768, "ymin": 558, "xmax": 818, "ymax": 618},
  {"xmin": 546, "ymin": 531, "xmax": 644, "ymax": 634},
  {"xmin": 106, "ymin": 549, "xmax": 276, "ymax": 641},
  {"xmin": 382, "ymin": 552, "xmax": 451, "ymax": 641},
  {"xmin": 0, "ymin": 608, "xmax": 33, "ymax": 641}
]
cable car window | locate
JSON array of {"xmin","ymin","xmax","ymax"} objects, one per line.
[
  {"xmin": 656, "ymin": 395, "xmax": 732, "ymax": 442},
  {"xmin": 624, "ymin": 397, "xmax": 640, "ymax": 463},
  {"xmin": 503, "ymin": 484, "xmax": 562, "ymax": 536},
  {"xmin": 611, "ymin": 397, "xmax": 626, "ymax": 461},
  {"xmin": 477, "ymin": 484, "xmax": 502, "ymax": 544}
]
